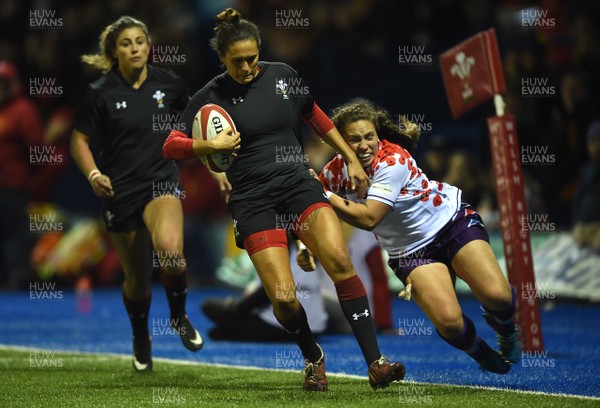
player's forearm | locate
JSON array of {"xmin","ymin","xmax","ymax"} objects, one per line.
[
  {"xmin": 163, "ymin": 129, "xmax": 196, "ymax": 159},
  {"xmin": 303, "ymin": 103, "xmax": 358, "ymax": 164},
  {"xmin": 70, "ymin": 130, "xmax": 100, "ymax": 177},
  {"xmin": 320, "ymin": 128, "xmax": 360, "ymax": 165},
  {"xmin": 328, "ymin": 193, "xmax": 379, "ymax": 231},
  {"xmin": 192, "ymin": 139, "xmax": 223, "ymax": 156},
  {"xmin": 163, "ymin": 129, "xmax": 224, "ymax": 159}
]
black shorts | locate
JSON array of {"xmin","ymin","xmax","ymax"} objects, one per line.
[
  {"xmin": 228, "ymin": 170, "xmax": 329, "ymax": 248},
  {"xmin": 101, "ymin": 173, "xmax": 182, "ymax": 232}
]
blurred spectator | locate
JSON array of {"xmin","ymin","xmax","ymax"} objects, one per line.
[
  {"xmin": 0, "ymin": 60, "xmax": 43, "ymax": 289},
  {"xmin": 418, "ymin": 133, "xmax": 452, "ymax": 183},
  {"xmin": 443, "ymin": 150, "xmax": 485, "ymax": 208},
  {"xmin": 178, "ymin": 160, "xmax": 230, "ymax": 286},
  {"xmin": 303, "ymin": 133, "xmax": 335, "ymax": 173},
  {"xmin": 572, "ymin": 121, "xmax": 600, "ymax": 249}
]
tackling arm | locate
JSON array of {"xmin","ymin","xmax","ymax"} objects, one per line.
[{"xmin": 327, "ymin": 193, "xmax": 391, "ymax": 231}]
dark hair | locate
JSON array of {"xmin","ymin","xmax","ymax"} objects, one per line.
[
  {"xmin": 209, "ymin": 8, "xmax": 261, "ymax": 55},
  {"xmin": 81, "ymin": 16, "xmax": 150, "ymax": 73},
  {"xmin": 331, "ymin": 98, "xmax": 420, "ymax": 154}
]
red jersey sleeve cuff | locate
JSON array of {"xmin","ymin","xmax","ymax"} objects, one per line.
[
  {"xmin": 303, "ymin": 102, "xmax": 335, "ymax": 136},
  {"xmin": 163, "ymin": 129, "xmax": 195, "ymax": 160}
]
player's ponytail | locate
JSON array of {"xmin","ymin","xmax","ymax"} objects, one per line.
[
  {"xmin": 214, "ymin": 7, "xmax": 241, "ymax": 27},
  {"xmin": 331, "ymin": 99, "xmax": 419, "ymax": 154},
  {"xmin": 398, "ymin": 115, "xmax": 421, "ymax": 144},
  {"xmin": 82, "ymin": 16, "xmax": 150, "ymax": 73},
  {"xmin": 210, "ymin": 8, "xmax": 261, "ymax": 55}
]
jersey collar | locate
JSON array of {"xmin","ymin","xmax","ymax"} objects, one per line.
[
  {"xmin": 111, "ymin": 64, "xmax": 153, "ymax": 90},
  {"xmin": 224, "ymin": 61, "xmax": 267, "ymax": 88}
]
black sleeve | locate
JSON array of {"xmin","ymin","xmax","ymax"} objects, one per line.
[
  {"xmin": 176, "ymin": 89, "xmax": 207, "ymax": 138},
  {"xmin": 172, "ymin": 73, "xmax": 190, "ymax": 113},
  {"xmin": 72, "ymin": 88, "xmax": 103, "ymax": 137},
  {"xmin": 285, "ymin": 64, "xmax": 315, "ymax": 117},
  {"xmin": 299, "ymin": 77, "xmax": 315, "ymax": 117}
]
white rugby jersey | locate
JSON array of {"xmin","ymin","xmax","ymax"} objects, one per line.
[{"xmin": 320, "ymin": 140, "xmax": 461, "ymax": 258}]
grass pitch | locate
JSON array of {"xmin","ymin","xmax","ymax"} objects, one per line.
[{"xmin": 0, "ymin": 348, "xmax": 597, "ymax": 407}]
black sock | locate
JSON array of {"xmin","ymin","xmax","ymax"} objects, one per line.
[
  {"xmin": 275, "ymin": 303, "xmax": 321, "ymax": 362},
  {"xmin": 335, "ymin": 275, "xmax": 381, "ymax": 365},
  {"xmin": 160, "ymin": 269, "xmax": 187, "ymax": 319},
  {"xmin": 483, "ymin": 285, "xmax": 517, "ymax": 336},
  {"xmin": 233, "ymin": 285, "xmax": 269, "ymax": 316},
  {"xmin": 437, "ymin": 314, "xmax": 489, "ymax": 361},
  {"xmin": 123, "ymin": 292, "xmax": 151, "ymax": 339}
]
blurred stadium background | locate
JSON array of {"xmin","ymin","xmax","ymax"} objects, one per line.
[
  {"xmin": 1, "ymin": 0, "xmax": 599, "ymax": 404},
  {"xmin": 1, "ymin": 0, "xmax": 599, "ymax": 290}
]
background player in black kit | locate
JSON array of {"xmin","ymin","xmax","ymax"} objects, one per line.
[
  {"xmin": 70, "ymin": 16, "xmax": 236, "ymax": 372},
  {"xmin": 163, "ymin": 8, "xmax": 405, "ymax": 391}
]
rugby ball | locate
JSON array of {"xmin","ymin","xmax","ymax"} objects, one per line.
[{"xmin": 192, "ymin": 104, "xmax": 237, "ymax": 172}]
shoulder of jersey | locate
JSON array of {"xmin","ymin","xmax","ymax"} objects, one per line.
[
  {"xmin": 266, "ymin": 61, "xmax": 297, "ymax": 76},
  {"xmin": 147, "ymin": 65, "xmax": 181, "ymax": 82},
  {"xmin": 324, "ymin": 154, "xmax": 346, "ymax": 175},
  {"xmin": 191, "ymin": 76, "xmax": 222, "ymax": 102},
  {"xmin": 370, "ymin": 141, "xmax": 412, "ymax": 174},
  {"xmin": 88, "ymin": 71, "xmax": 119, "ymax": 91},
  {"xmin": 324, "ymin": 153, "xmax": 345, "ymax": 165}
]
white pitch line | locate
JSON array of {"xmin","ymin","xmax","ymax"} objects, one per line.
[{"xmin": 1, "ymin": 344, "xmax": 598, "ymax": 401}]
